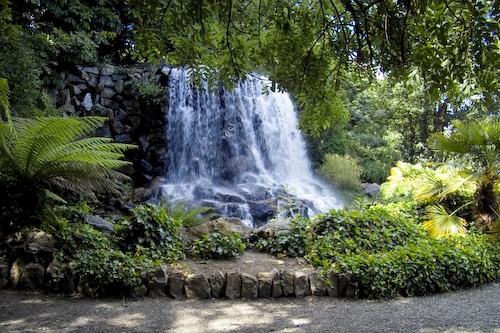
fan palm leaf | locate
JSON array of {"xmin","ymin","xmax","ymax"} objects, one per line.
[
  {"xmin": 427, "ymin": 119, "xmax": 500, "ymax": 231},
  {"xmin": 423, "ymin": 204, "xmax": 467, "ymax": 238}
]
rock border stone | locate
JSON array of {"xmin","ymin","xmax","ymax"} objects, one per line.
[{"xmin": 0, "ymin": 253, "xmax": 356, "ymax": 300}]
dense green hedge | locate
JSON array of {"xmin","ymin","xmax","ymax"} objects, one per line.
[
  {"xmin": 251, "ymin": 205, "xmax": 500, "ymax": 299},
  {"xmin": 335, "ymin": 235, "xmax": 500, "ymax": 298}
]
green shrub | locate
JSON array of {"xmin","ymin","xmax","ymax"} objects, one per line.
[
  {"xmin": 334, "ymin": 235, "xmax": 500, "ymax": 299},
  {"xmin": 306, "ymin": 206, "xmax": 425, "ymax": 267},
  {"xmin": 317, "ymin": 154, "xmax": 362, "ymax": 191},
  {"xmin": 250, "ymin": 216, "xmax": 312, "ymax": 257},
  {"xmin": 160, "ymin": 198, "xmax": 218, "ymax": 227},
  {"xmin": 113, "ymin": 204, "xmax": 185, "ymax": 261},
  {"xmin": 53, "ymin": 223, "xmax": 154, "ymax": 294},
  {"xmin": 191, "ymin": 230, "xmax": 245, "ymax": 259},
  {"xmin": 133, "ymin": 77, "xmax": 167, "ymax": 107}
]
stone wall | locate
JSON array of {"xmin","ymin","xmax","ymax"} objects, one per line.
[
  {"xmin": 0, "ymin": 232, "xmax": 356, "ymax": 299},
  {"xmin": 50, "ymin": 64, "xmax": 168, "ymax": 189}
]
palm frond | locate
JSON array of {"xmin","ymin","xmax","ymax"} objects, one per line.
[
  {"xmin": 423, "ymin": 204, "xmax": 467, "ymax": 238},
  {"xmin": 416, "ymin": 165, "xmax": 473, "ymax": 202}
]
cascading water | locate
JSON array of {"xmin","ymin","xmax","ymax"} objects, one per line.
[{"xmin": 159, "ymin": 67, "xmax": 341, "ymax": 227}]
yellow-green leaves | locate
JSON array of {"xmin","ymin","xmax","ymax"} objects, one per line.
[{"xmin": 423, "ymin": 205, "xmax": 467, "ymax": 238}]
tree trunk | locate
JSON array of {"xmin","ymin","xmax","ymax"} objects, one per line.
[{"xmin": 473, "ymin": 181, "xmax": 499, "ymax": 229}]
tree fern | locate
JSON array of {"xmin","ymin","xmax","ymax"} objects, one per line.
[{"xmin": 0, "ymin": 115, "xmax": 136, "ymax": 232}]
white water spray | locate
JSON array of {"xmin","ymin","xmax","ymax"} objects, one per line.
[{"xmin": 160, "ymin": 68, "xmax": 341, "ymax": 227}]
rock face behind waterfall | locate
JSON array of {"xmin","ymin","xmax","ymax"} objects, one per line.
[{"xmin": 160, "ymin": 68, "xmax": 341, "ymax": 227}]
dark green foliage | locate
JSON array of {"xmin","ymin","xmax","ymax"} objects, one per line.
[
  {"xmin": 250, "ymin": 217, "xmax": 311, "ymax": 258},
  {"xmin": 306, "ymin": 206, "xmax": 426, "ymax": 266},
  {"xmin": 191, "ymin": 230, "xmax": 245, "ymax": 259},
  {"xmin": 336, "ymin": 235, "xmax": 500, "ymax": 299},
  {"xmin": 132, "ymin": 78, "xmax": 167, "ymax": 107},
  {"xmin": 160, "ymin": 198, "xmax": 219, "ymax": 228},
  {"xmin": 0, "ymin": 25, "xmax": 49, "ymax": 117},
  {"xmin": 113, "ymin": 204, "xmax": 185, "ymax": 261},
  {"xmin": 11, "ymin": 0, "xmax": 132, "ymax": 66},
  {"xmin": 0, "ymin": 116, "xmax": 135, "ymax": 233},
  {"xmin": 53, "ymin": 223, "xmax": 154, "ymax": 295}
]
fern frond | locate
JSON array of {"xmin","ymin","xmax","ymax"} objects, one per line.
[{"xmin": 0, "ymin": 116, "xmax": 136, "ymax": 198}]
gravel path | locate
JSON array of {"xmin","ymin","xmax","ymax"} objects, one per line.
[{"xmin": 1, "ymin": 283, "xmax": 500, "ymax": 333}]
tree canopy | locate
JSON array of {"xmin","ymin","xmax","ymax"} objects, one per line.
[
  {"xmin": 128, "ymin": 0, "xmax": 500, "ymax": 134},
  {"xmin": 2, "ymin": 0, "xmax": 499, "ymax": 133}
]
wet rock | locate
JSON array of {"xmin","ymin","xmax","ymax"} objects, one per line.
[
  {"xmin": 132, "ymin": 187, "xmax": 153, "ymax": 202},
  {"xmin": 241, "ymin": 273, "xmax": 258, "ymax": 300},
  {"xmin": 249, "ymin": 200, "xmax": 277, "ymax": 227},
  {"xmin": 185, "ymin": 273, "xmax": 211, "ymax": 299}
]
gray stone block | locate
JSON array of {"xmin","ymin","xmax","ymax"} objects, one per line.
[
  {"xmin": 309, "ymin": 272, "xmax": 327, "ymax": 296},
  {"xmin": 185, "ymin": 273, "xmax": 211, "ymax": 299},
  {"xmin": 225, "ymin": 268, "xmax": 241, "ymax": 299},
  {"xmin": 241, "ymin": 273, "xmax": 258, "ymax": 300}
]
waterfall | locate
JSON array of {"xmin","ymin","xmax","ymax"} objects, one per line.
[{"xmin": 159, "ymin": 67, "xmax": 341, "ymax": 227}]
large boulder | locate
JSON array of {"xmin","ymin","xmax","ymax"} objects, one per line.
[
  {"xmin": 183, "ymin": 218, "xmax": 252, "ymax": 243},
  {"xmin": 248, "ymin": 200, "xmax": 277, "ymax": 228},
  {"xmin": 85, "ymin": 215, "xmax": 114, "ymax": 233}
]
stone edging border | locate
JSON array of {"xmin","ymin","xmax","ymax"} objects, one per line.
[{"xmin": 1, "ymin": 257, "xmax": 356, "ymax": 299}]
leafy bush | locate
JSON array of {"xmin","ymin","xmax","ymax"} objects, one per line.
[
  {"xmin": 160, "ymin": 197, "xmax": 218, "ymax": 227},
  {"xmin": 53, "ymin": 223, "xmax": 154, "ymax": 295},
  {"xmin": 334, "ymin": 235, "xmax": 500, "ymax": 299},
  {"xmin": 133, "ymin": 77, "xmax": 167, "ymax": 107},
  {"xmin": 250, "ymin": 217, "xmax": 312, "ymax": 257},
  {"xmin": 306, "ymin": 205, "xmax": 426, "ymax": 266},
  {"xmin": 191, "ymin": 230, "xmax": 245, "ymax": 259},
  {"xmin": 113, "ymin": 204, "xmax": 185, "ymax": 261},
  {"xmin": 317, "ymin": 154, "xmax": 362, "ymax": 191}
]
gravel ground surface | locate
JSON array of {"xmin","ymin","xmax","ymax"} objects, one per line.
[{"xmin": 1, "ymin": 283, "xmax": 500, "ymax": 333}]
